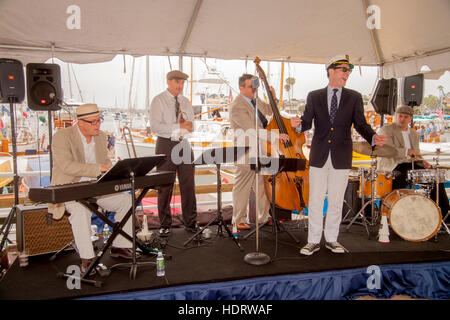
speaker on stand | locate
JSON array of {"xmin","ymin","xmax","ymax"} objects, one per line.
[
  {"xmin": 26, "ymin": 63, "xmax": 63, "ymax": 181},
  {"xmin": 401, "ymin": 74, "xmax": 424, "ymax": 108},
  {"xmin": 0, "ymin": 58, "xmax": 26, "ymax": 254},
  {"xmin": 401, "ymin": 74, "xmax": 424, "ymax": 128},
  {"xmin": 371, "ymin": 78, "xmax": 398, "ymax": 128}
]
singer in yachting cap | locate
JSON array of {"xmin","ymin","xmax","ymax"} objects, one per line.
[
  {"xmin": 49, "ymin": 103, "xmax": 138, "ymax": 275},
  {"xmin": 298, "ymin": 54, "xmax": 386, "ymax": 256}
]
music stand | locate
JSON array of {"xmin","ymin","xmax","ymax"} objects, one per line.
[
  {"xmin": 244, "ymin": 157, "xmax": 307, "ymax": 244},
  {"xmin": 183, "ymin": 147, "xmax": 249, "ymax": 250}
]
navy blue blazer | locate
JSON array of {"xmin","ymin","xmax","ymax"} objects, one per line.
[{"xmin": 301, "ymin": 87, "xmax": 376, "ymax": 169}]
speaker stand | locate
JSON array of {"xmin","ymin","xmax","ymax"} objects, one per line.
[{"xmin": 0, "ymin": 99, "xmax": 22, "ymax": 250}]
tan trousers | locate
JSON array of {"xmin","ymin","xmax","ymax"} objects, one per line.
[
  {"xmin": 65, "ymin": 192, "xmax": 132, "ymax": 259},
  {"xmin": 232, "ymin": 164, "xmax": 270, "ymax": 227}
]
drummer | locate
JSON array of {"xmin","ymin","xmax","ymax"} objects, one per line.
[{"xmin": 377, "ymin": 105, "xmax": 449, "ymax": 218}]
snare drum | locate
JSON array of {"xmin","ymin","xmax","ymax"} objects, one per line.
[
  {"xmin": 381, "ymin": 189, "xmax": 442, "ymax": 242},
  {"xmin": 358, "ymin": 168, "xmax": 393, "ymax": 198},
  {"xmin": 407, "ymin": 169, "xmax": 446, "ymax": 184}
]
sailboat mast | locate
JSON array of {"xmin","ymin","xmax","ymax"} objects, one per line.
[
  {"xmin": 67, "ymin": 63, "xmax": 73, "ymax": 100},
  {"xmin": 146, "ymin": 56, "xmax": 150, "ymax": 109},
  {"xmin": 128, "ymin": 57, "xmax": 136, "ymax": 128}
]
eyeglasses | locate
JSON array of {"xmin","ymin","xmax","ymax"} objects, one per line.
[
  {"xmin": 80, "ymin": 118, "xmax": 103, "ymax": 125},
  {"xmin": 333, "ymin": 67, "xmax": 353, "ymax": 73}
]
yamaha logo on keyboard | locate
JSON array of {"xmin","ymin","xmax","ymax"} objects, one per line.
[{"xmin": 115, "ymin": 183, "xmax": 132, "ymax": 192}]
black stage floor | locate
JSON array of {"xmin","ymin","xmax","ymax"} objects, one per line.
[{"xmin": 1, "ymin": 218, "xmax": 449, "ymax": 300}]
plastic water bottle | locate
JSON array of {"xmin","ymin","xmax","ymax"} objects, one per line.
[
  {"xmin": 232, "ymin": 224, "xmax": 240, "ymax": 239},
  {"xmin": 103, "ymin": 224, "xmax": 110, "ymax": 243},
  {"xmin": 156, "ymin": 251, "xmax": 165, "ymax": 277}
]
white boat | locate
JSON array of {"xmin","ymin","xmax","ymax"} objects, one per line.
[{"xmin": 114, "ymin": 119, "xmax": 233, "ymax": 160}]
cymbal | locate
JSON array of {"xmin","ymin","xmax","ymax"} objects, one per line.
[{"xmin": 353, "ymin": 142, "xmax": 397, "ymax": 158}]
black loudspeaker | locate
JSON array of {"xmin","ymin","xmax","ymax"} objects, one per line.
[
  {"xmin": 0, "ymin": 58, "xmax": 25, "ymax": 103},
  {"xmin": 401, "ymin": 73, "xmax": 424, "ymax": 107},
  {"xmin": 26, "ymin": 63, "xmax": 62, "ymax": 111},
  {"xmin": 371, "ymin": 78, "xmax": 398, "ymax": 115}
]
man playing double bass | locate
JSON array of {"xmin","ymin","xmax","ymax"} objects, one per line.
[
  {"xmin": 298, "ymin": 55, "xmax": 386, "ymax": 255},
  {"xmin": 230, "ymin": 73, "xmax": 301, "ymax": 231}
]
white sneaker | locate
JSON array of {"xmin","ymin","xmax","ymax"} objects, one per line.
[
  {"xmin": 158, "ymin": 227, "xmax": 170, "ymax": 237},
  {"xmin": 300, "ymin": 243, "xmax": 320, "ymax": 256},
  {"xmin": 325, "ymin": 242, "xmax": 347, "ymax": 253}
]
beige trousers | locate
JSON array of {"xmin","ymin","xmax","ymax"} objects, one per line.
[{"xmin": 232, "ymin": 164, "xmax": 270, "ymax": 227}]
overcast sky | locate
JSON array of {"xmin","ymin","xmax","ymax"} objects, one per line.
[{"xmin": 48, "ymin": 55, "xmax": 450, "ymax": 110}]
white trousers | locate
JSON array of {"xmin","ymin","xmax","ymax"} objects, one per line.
[
  {"xmin": 65, "ymin": 192, "xmax": 132, "ymax": 259},
  {"xmin": 307, "ymin": 154, "xmax": 349, "ymax": 244}
]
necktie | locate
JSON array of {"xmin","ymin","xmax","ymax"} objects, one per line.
[
  {"xmin": 251, "ymin": 99, "xmax": 268, "ymax": 128},
  {"xmin": 330, "ymin": 88, "xmax": 338, "ymax": 124},
  {"xmin": 175, "ymin": 95, "xmax": 181, "ymax": 122}
]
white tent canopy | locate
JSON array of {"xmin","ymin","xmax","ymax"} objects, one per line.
[{"xmin": 0, "ymin": 0, "xmax": 449, "ymax": 78}]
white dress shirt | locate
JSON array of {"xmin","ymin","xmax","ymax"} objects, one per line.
[
  {"xmin": 77, "ymin": 126, "xmax": 97, "ymax": 182},
  {"xmin": 402, "ymin": 128, "xmax": 412, "ymax": 157},
  {"xmin": 149, "ymin": 90, "xmax": 195, "ymax": 141}
]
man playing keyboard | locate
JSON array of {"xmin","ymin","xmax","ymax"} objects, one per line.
[{"xmin": 50, "ymin": 104, "xmax": 136, "ymax": 275}]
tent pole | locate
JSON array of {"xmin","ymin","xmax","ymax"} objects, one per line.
[{"xmin": 362, "ymin": 0, "xmax": 384, "ymax": 66}]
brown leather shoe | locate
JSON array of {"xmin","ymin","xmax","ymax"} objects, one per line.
[
  {"xmin": 110, "ymin": 247, "xmax": 141, "ymax": 259},
  {"xmin": 80, "ymin": 258, "xmax": 96, "ymax": 276}
]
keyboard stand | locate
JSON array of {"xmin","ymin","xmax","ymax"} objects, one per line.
[{"xmin": 58, "ymin": 184, "xmax": 172, "ymax": 287}]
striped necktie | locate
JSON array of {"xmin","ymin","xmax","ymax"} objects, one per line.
[
  {"xmin": 330, "ymin": 89, "xmax": 338, "ymax": 124},
  {"xmin": 175, "ymin": 95, "xmax": 180, "ymax": 122}
]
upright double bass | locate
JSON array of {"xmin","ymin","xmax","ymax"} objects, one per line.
[{"xmin": 254, "ymin": 57, "xmax": 309, "ymax": 212}]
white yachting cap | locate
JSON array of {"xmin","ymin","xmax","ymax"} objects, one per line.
[{"xmin": 326, "ymin": 54, "xmax": 354, "ymax": 69}]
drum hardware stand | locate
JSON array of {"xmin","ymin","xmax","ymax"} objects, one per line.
[
  {"xmin": 431, "ymin": 154, "xmax": 450, "ymax": 237},
  {"xmin": 344, "ymin": 156, "xmax": 380, "ymax": 238},
  {"xmin": 184, "ymin": 147, "xmax": 248, "ymax": 251}
]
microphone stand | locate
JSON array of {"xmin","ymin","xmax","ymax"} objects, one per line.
[{"xmin": 244, "ymin": 79, "xmax": 271, "ymax": 266}]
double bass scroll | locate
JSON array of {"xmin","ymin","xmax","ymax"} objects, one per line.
[{"xmin": 253, "ymin": 57, "xmax": 309, "ymax": 212}]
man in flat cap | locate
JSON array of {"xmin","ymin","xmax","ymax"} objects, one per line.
[
  {"xmin": 50, "ymin": 104, "xmax": 135, "ymax": 275},
  {"xmin": 298, "ymin": 54, "xmax": 386, "ymax": 255},
  {"xmin": 149, "ymin": 70, "xmax": 198, "ymax": 237},
  {"xmin": 377, "ymin": 105, "xmax": 449, "ymax": 217}
]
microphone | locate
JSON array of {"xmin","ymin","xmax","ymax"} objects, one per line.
[{"xmin": 251, "ymin": 76, "xmax": 259, "ymax": 89}]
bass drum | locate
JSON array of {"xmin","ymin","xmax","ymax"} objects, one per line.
[{"xmin": 381, "ymin": 189, "xmax": 442, "ymax": 242}]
